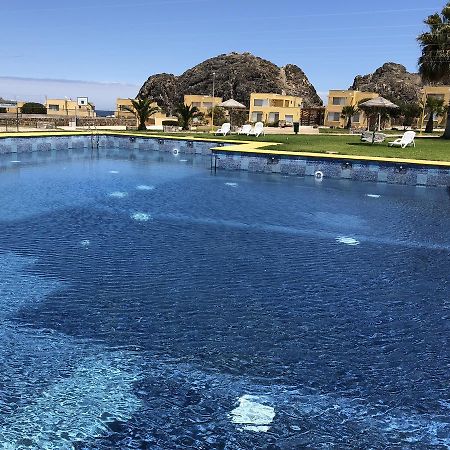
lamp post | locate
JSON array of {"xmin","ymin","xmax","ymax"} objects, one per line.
[{"xmin": 211, "ymin": 72, "xmax": 216, "ymax": 132}]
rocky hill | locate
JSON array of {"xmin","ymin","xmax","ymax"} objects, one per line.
[
  {"xmin": 350, "ymin": 63, "xmax": 423, "ymax": 104},
  {"xmin": 138, "ymin": 52, "xmax": 322, "ymax": 114}
]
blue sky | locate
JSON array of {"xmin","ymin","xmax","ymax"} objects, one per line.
[{"xmin": 1, "ymin": 0, "xmax": 443, "ymax": 109}]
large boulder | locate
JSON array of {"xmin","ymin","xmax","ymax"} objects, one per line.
[
  {"xmin": 138, "ymin": 52, "xmax": 322, "ymax": 113},
  {"xmin": 350, "ymin": 63, "xmax": 423, "ymax": 104}
]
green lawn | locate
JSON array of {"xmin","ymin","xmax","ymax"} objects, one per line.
[{"xmin": 119, "ymin": 130, "xmax": 450, "ymax": 162}]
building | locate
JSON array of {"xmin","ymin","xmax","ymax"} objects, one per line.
[
  {"xmin": 420, "ymin": 86, "xmax": 450, "ymax": 128},
  {"xmin": 115, "ymin": 98, "xmax": 177, "ymax": 127},
  {"xmin": 115, "ymin": 98, "xmax": 135, "ymax": 118},
  {"xmin": 45, "ymin": 98, "xmax": 96, "ymax": 117},
  {"xmin": 249, "ymin": 93, "xmax": 302, "ymax": 125},
  {"xmin": 0, "ymin": 100, "xmax": 24, "ymax": 114},
  {"xmin": 325, "ymin": 90, "xmax": 379, "ymax": 128},
  {"xmin": 183, "ymin": 95, "xmax": 223, "ymax": 125}
]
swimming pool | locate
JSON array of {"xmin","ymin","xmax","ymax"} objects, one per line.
[{"xmin": 0, "ymin": 147, "xmax": 449, "ymax": 449}]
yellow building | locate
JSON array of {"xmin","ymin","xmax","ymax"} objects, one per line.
[
  {"xmin": 115, "ymin": 98, "xmax": 177, "ymax": 127},
  {"xmin": 325, "ymin": 90, "xmax": 379, "ymax": 128},
  {"xmin": 45, "ymin": 98, "xmax": 96, "ymax": 117},
  {"xmin": 183, "ymin": 95, "xmax": 223, "ymax": 124},
  {"xmin": 249, "ymin": 93, "xmax": 302, "ymax": 125},
  {"xmin": 421, "ymin": 86, "xmax": 450, "ymax": 128},
  {"xmin": 115, "ymin": 98, "xmax": 136, "ymax": 118},
  {"xmin": 0, "ymin": 100, "xmax": 25, "ymax": 114}
]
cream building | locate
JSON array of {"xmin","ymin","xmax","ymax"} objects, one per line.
[
  {"xmin": 115, "ymin": 98, "xmax": 177, "ymax": 127},
  {"xmin": 249, "ymin": 93, "xmax": 302, "ymax": 125},
  {"xmin": 45, "ymin": 98, "xmax": 96, "ymax": 117},
  {"xmin": 183, "ymin": 95, "xmax": 223, "ymax": 125},
  {"xmin": 421, "ymin": 86, "xmax": 450, "ymax": 128},
  {"xmin": 325, "ymin": 90, "xmax": 379, "ymax": 128}
]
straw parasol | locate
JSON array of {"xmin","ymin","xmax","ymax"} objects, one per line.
[
  {"xmin": 217, "ymin": 99, "xmax": 246, "ymax": 127},
  {"xmin": 359, "ymin": 97, "xmax": 399, "ymax": 143}
]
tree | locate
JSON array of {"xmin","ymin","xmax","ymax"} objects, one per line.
[
  {"xmin": 392, "ymin": 102, "xmax": 422, "ymax": 130},
  {"xmin": 21, "ymin": 102, "xmax": 46, "ymax": 114},
  {"xmin": 341, "ymin": 105, "xmax": 359, "ymax": 129},
  {"xmin": 175, "ymin": 103, "xmax": 201, "ymax": 130},
  {"xmin": 124, "ymin": 98, "xmax": 160, "ymax": 131},
  {"xmin": 207, "ymin": 106, "xmax": 226, "ymax": 126},
  {"xmin": 424, "ymin": 96, "xmax": 445, "ymax": 133},
  {"xmin": 418, "ymin": 2, "xmax": 450, "ymax": 138}
]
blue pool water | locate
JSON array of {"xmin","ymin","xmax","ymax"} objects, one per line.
[{"xmin": 0, "ymin": 148, "xmax": 449, "ymax": 449}]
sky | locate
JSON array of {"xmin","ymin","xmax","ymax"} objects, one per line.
[{"xmin": 1, "ymin": 0, "xmax": 444, "ymax": 109}]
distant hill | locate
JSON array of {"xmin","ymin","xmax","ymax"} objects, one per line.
[
  {"xmin": 350, "ymin": 63, "xmax": 424, "ymax": 104},
  {"xmin": 138, "ymin": 52, "xmax": 323, "ymax": 114}
]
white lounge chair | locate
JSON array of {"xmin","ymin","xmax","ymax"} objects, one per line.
[
  {"xmin": 238, "ymin": 124, "xmax": 252, "ymax": 135},
  {"xmin": 388, "ymin": 131, "xmax": 416, "ymax": 148},
  {"xmin": 249, "ymin": 122, "xmax": 265, "ymax": 137},
  {"xmin": 215, "ymin": 122, "xmax": 231, "ymax": 136}
]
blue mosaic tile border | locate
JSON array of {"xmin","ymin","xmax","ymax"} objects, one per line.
[
  {"xmin": 0, "ymin": 134, "xmax": 449, "ymax": 186},
  {"xmin": 213, "ymin": 151, "xmax": 450, "ymax": 187}
]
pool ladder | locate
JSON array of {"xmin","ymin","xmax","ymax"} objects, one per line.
[{"xmin": 88, "ymin": 121, "xmax": 99, "ymax": 149}]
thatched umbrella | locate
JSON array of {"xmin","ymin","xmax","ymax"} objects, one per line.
[
  {"xmin": 217, "ymin": 99, "xmax": 246, "ymax": 127},
  {"xmin": 359, "ymin": 97, "xmax": 399, "ymax": 143}
]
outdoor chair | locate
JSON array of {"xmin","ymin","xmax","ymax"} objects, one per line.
[
  {"xmin": 237, "ymin": 124, "xmax": 252, "ymax": 135},
  {"xmin": 388, "ymin": 131, "xmax": 416, "ymax": 149},
  {"xmin": 248, "ymin": 122, "xmax": 265, "ymax": 137},
  {"xmin": 215, "ymin": 122, "xmax": 231, "ymax": 136},
  {"xmin": 361, "ymin": 131, "xmax": 386, "ymax": 144}
]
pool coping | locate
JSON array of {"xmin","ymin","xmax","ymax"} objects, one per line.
[{"xmin": 1, "ymin": 130, "xmax": 450, "ymax": 169}]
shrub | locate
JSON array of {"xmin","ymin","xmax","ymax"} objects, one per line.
[
  {"xmin": 21, "ymin": 102, "xmax": 47, "ymax": 114},
  {"xmin": 161, "ymin": 120, "xmax": 179, "ymax": 126}
]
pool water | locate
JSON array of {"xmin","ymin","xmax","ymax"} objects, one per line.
[{"xmin": 0, "ymin": 148, "xmax": 449, "ymax": 449}]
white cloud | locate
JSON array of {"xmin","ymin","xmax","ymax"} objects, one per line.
[{"xmin": 0, "ymin": 76, "xmax": 140, "ymax": 110}]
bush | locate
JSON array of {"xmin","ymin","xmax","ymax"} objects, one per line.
[
  {"xmin": 161, "ymin": 120, "xmax": 179, "ymax": 126},
  {"xmin": 21, "ymin": 102, "xmax": 47, "ymax": 114}
]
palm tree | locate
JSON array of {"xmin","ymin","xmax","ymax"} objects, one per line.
[
  {"xmin": 341, "ymin": 105, "xmax": 359, "ymax": 130},
  {"xmin": 124, "ymin": 98, "xmax": 160, "ymax": 131},
  {"xmin": 418, "ymin": 2, "xmax": 450, "ymax": 138},
  {"xmin": 175, "ymin": 104, "xmax": 201, "ymax": 130},
  {"xmin": 424, "ymin": 96, "xmax": 445, "ymax": 133}
]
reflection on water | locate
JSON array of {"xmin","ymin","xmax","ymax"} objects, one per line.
[{"xmin": 0, "ymin": 148, "xmax": 449, "ymax": 448}]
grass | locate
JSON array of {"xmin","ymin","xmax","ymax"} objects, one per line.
[
  {"xmin": 130, "ymin": 131, "xmax": 450, "ymax": 162},
  {"xmin": 318, "ymin": 127, "xmax": 444, "ymax": 136}
]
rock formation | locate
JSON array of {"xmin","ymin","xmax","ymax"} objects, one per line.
[
  {"xmin": 138, "ymin": 52, "xmax": 322, "ymax": 114},
  {"xmin": 350, "ymin": 63, "xmax": 423, "ymax": 104}
]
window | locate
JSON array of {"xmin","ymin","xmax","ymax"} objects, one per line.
[
  {"xmin": 48, "ymin": 104, "xmax": 60, "ymax": 111},
  {"xmin": 268, "ymin": 112, "xmax": 279, "ymax": 123},
  {"xmin": 254, "ymin": 99, "xmax": 268, "ymax": 107},
  {"xmin": 271, "ymin": 99, "xmax": 284, "ymax": 107},
  {"xmin": 332, "ymin": 97, "xmax": 346, "ymax": 106},
  {"xmin": 251, "ymin": 111, "xmax": 263, "ymax": 122},
  {"xmin": 191, "ymin": 102, "xmax": 201, "ymax": 107},
  {"xmin": 202, "ymin": 102, "xmax": 213, "ymax": 109},
  {"xmin": 285, "ymin": 115, "xmax": 294, "ymax": 124},
  {"xmin": 427, "ymin": 94, "xmax": 445, "ymax": 101},
  {"xmin": 328, "ymin": 112, "xmax": 340, "ymax": 122},
  {"xmin": 352, "ymin": 114, "xmax": 360, "ymax": 123}
]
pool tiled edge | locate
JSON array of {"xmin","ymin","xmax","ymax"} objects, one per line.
[
  {"xmin": 211, "ymin": 143, "xmax": 450, "ymax": 187},
  {"xmin": 1, "ymin": 131, "xmax": 449, "ymax": 186}
]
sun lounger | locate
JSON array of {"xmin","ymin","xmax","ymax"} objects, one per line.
[
  {"xmin": 361, "ymin": 131, "xmax": 386, "ymax": 144},
  {"xmin": 215, "ymin": 122, "xmax": 231, "ymax": 136},
  {"xmin": 238, "ymin": 124, "xmax": 252, "ymax": 135},
  {"xmin": 248, "ymin": 122, "xmax": 265, "ymax": 137},
  {"xmin": 388, "ymin": 131, "xmax": 416, "ymax": 148}
]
